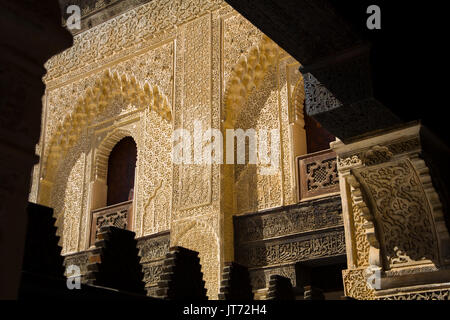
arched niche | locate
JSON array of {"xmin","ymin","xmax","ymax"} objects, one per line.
[
  {"xmin": 88, "ymin": 130, "xmax": 139, "ymax": 247},
  {"xmin": 38, "ymin": 69, "xmax": 172, "ymax": 208}
]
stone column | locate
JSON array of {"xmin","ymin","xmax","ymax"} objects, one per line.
[
  {"xmin": 0, "ymin": 1, "xmax": 72, "ymax": 299},
  {"xmin": 332, "ymin": 123, "xmax": 450, "ymax": 300}
]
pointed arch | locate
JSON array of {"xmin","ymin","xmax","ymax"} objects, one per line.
[
  {"xmin": 291, "ymin": 74, "xmax": 306, "ymax": 127},
  {"xmin": 172, "ymin": 220, "xmax": 221, "ymax": 299},
  {"xmin": 38, "ymin": 69, "xmax": 172, "ymax": 206},
  {"xmin": 220, "ymin": 35, "xmax": 280, "ymax": 266}
]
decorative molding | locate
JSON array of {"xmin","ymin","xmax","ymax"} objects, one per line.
[{"xmin": 333, "ymin": 123, "xmax": 450, "ymax": 298}]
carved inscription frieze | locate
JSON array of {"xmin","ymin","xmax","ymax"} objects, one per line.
[
  {"xmin": 237, "ymin": 230, "xmax": 346, "ymax": 268},
  {"xmin": 338, "ymin": 138, "xmax": 421, "ymax": 171},
  {"xmin": 249, "ymin": 265, "xmax": 297, "ymax": 290},
  {"xmin": 235, "ymin": 196, "xmax": 342, "ymax": 243},
  {"xmin": 342, "ymin": 268, "xmax": 375, "ymax": 300}
]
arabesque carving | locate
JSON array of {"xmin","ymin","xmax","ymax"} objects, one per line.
[
  {"xmin": 346, "ymin": 175, "xmax": 381, "ymax": 269},
  {"xmin": 40, "ymin": 69, "xmax": 172, "ymax": 205},
  {"xmin": 379, "ymin": 289, "xmax": 450, "ymax": 300},
  {"xmin": 355, "ymin": 159, "xmax": 439, "ymax": 268},
  {"xmin": 223, "ymin": 36, "xmax": 279, "ymax": 129},
  {"xmin": 33, "ymin": 1, "xmax": 308, "ymax": 298}
]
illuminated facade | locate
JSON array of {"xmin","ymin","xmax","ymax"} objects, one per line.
[{"xmin": 27, "ymin": 0, "xmax": 450, "ymax": 300}]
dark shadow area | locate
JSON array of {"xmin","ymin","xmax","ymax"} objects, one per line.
[
  {"xmin": 226, "ymin": 0, "xmax": 449, "ymax": 146},
  {"xmin": 296, "ymin": 256, "xmax": 347, "ymax": 300},
  {"xmin": 305, "ymin": 113, "xmax": 336, "ymax": 154},
  {"xmin": 328, "ymin": 1, "xmax": 448, "ymax": 145},
  {"xmin": 107, "ymin": 136, "xmax": 137, "ymax": 206}
]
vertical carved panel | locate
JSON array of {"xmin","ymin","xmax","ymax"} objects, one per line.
[
  {"xmin": 137, "ymin": 232, "xmax": 170, "ymax": 296},
  {"xmin": 351, "ymin": 198, "xmax": 370, "ymax": 267},
  {"xmin": 355, "ymin": 159, "xmax": 439, "ymax": 268},
  {"xmin": 175, "ymin": 14, "xmax": 212, "ymax": 212},
  {"xmin": 139, "ymin": 107, "xmax": 173, "ymax": 236},
  {"xmin": 173, "ymin": 221, "xmax": 220, "ymax": 299}
]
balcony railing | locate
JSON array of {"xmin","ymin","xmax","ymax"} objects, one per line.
[
  {"xmin": 297, "ymin": 149, "xmax": 340, "ymax": 201},
  {"xmin": 90, "ymin": 200, "xmax": 133, "ymax": 246}
]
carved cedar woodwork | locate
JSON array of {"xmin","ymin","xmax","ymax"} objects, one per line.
[
  {"xmin": 297, "ymin": 149, "xmax": 339, "ymax": 201},
  {"xmin": 234, "ymin": 195, "xmax": 345, "ymax": 290},
  {"xmin": 136, "ymin": 231, "xmax": 170, "ymax": 297},
  {"xmin": 90, "ymin": 200, "xmax": 133, "ymax": 246},
  {"xmin": 333, "ymin": 123, "xmax": 450, "ymax": 300},
  {"xmin": 33, "ymin": 0, "xmax": 326, "ymax": 298},
  {"xmin": 84, "ymin": 226, "xmax": 146, "ymax": 295}
]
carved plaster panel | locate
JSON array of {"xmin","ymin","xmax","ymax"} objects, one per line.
[
  {"xmin": 35, "ymin": 1, "xmax": 304, "ymax": 299},
  {"xmin": 333, "ymin": 124, "xmax": 450, "ymax": 299},
  {"xmin": 354, "ymin": 159, "xmax": 439, "ymax": 268}
]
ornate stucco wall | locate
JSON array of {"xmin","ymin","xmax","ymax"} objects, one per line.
[{"xmin": 30, "ymin": 0, "xmax": 305, "ymax": 299}]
